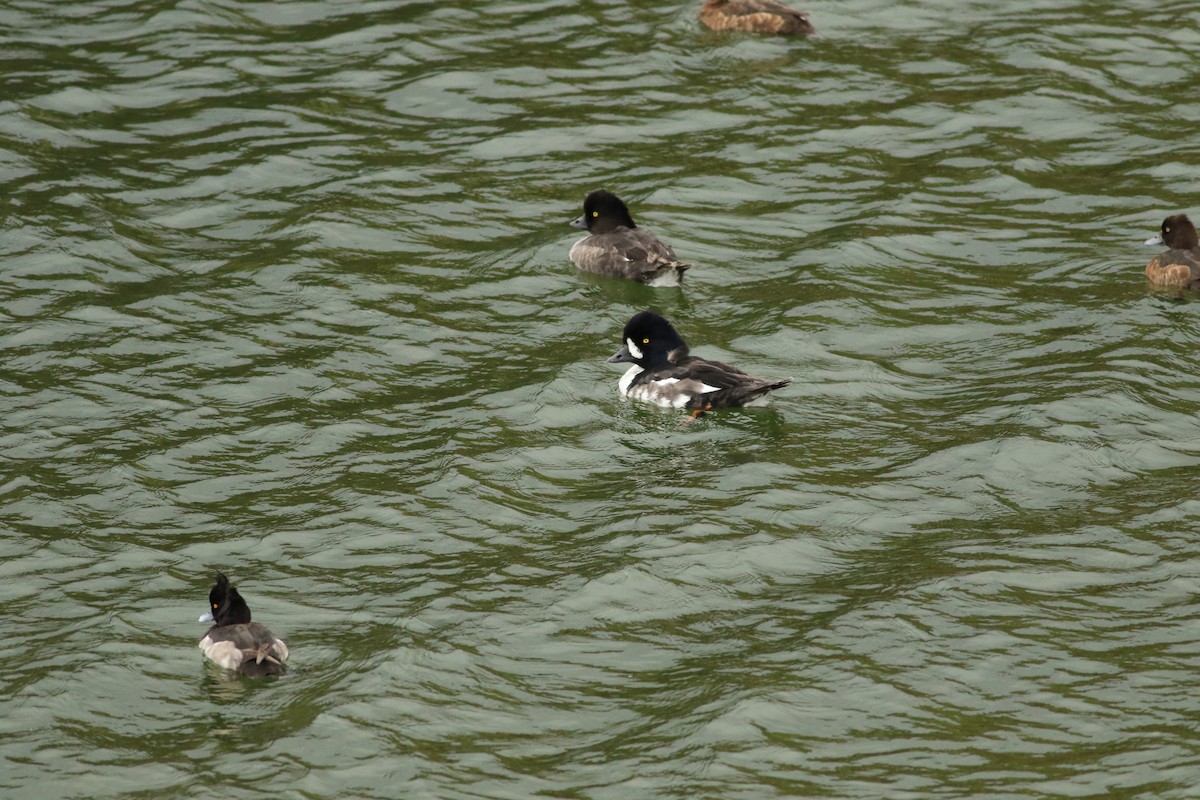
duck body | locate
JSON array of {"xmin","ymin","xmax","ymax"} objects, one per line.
[
  {"xmin": 609, "ymin": 311, "xmax": 791, "ymax": 412},
  {"xmin": 699, "ymin": 0, "xmax": 815, "ymax": 36},
  {"xmin": 569, "ymin": 190, "xmax": 690, "ymax": 287},
  {"xmin": 1144, "ymin": 214, "xmax": 1200, "ymax": 289},
  {"xmin": 198, "ymin": 573, "xmax": 288, "ymax": 677}
]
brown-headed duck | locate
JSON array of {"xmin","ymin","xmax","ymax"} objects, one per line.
[
  {"xmin": 699, "ymin": 0, "xmax": 815, "ymax": 37},
  {"xmin": 569, "ymin": 190, "xmax": 690, "ymax": 287},
  {"xmin": 1144, "ymin": 214, "xmax": 1200, "ymax": 289},
  {"xmin": 608, "ymin": 310, "xmax": 791, "ymax": 417}
]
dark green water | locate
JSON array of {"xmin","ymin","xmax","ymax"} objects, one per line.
[{"xmin": 4, "ymin": 0, "xmax": 1200, "ymax": 797}]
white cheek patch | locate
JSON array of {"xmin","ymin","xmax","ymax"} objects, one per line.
[{"xmin": 626, "ymin": 338, "xmax": 644, "ymax": 360}]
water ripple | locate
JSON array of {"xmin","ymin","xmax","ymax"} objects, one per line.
[{"xmin": 4, "ymin": 0, "xmax": 1200, "ymax": 797}]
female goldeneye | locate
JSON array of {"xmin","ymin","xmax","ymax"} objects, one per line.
[
  {"xmin": 1144, "ymin": 214, "xmax": 1200, "ymax": 289},
  {"xmin": 569, "ymin": 190, "xmax": 690, "ymax": 286},
  {"xmin": 198, "ymin": 573, "xmax": 289, "ymax": 677},
  {"xmin": 699, "ymin": 0, "xmax": 815, "ymax": 36},
  {"xmin": 608, "ymin": 310, "xmax": 791, "ymax": 416}
]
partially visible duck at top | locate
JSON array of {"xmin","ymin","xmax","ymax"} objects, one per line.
[
  {"xmin": 569, "ymin": 190, "xmax": 690, "ymax": 287},
  {"xmin": 608, "ymin": 310, "xmax": 792, "ymax": 418},
  {"xmin": 197, "ymin": 573, "xmax": 289, "ymax": 677},
  {"xmin": 1144, "ymin": 214, "xmax": 1200, "ymax": 290},
  {"xmin": 699, "ymin": 0, "xmax": 815, "ymax": 37}
]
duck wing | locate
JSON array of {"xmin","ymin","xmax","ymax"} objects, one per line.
[
  {"xmin": 644, "ymin": 356, "xmax": 791, "ymax": 410},
  {"xmin": 1146, "ymin": 250, "xmax": 1200, "ymax": 289}
]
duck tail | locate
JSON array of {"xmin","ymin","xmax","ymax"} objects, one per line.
[
  {"xmin": 238, "ymin": 643, "xmax": 287, "ymax": 676},
  {"xmin": 741, "ymin": 377, "xmax": 792, "ymax": 403},
  {"xmin": 641, "ymin": 262, "xmax": 690, "ymax": 286}
]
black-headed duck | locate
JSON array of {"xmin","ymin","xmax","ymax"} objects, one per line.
[
  {"xmin": 198, "ymin": 573, "xmax": 289, "ymax": 677},
  {"xmin": 569, "ymin": 190, "xmax": 690, "ymax": 287},
  {"xmin": 608, "ymin": 310, "xmax": 791, "ymax": 416}
]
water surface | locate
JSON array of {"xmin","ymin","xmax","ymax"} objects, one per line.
[{"xmin": 3, "ymin": 0, "xmax": 1200, "ymax": 798}]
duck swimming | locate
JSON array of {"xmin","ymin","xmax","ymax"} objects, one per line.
[
  {"xmin": 699, "ymin": 0, "xmax": 815, "ymax": 36},
  {"xmin": 569, "ymin": 190, "xmax": 690, "ymax": 287},
  {"xmin": 1144, "ymin": 214, "xmax": 1200, "ymax": 289},
  {"xmin": 197, "ymin": 573, "xmax": 289, "ymax": 677},
  {"xmin": 608, "ymin": 310, "xmax": 791, "ymax": 416}
]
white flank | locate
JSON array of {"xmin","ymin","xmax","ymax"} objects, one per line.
[
  {"xmin": 627, "ymin": 377, "xmax": 721, "ymax": 409},
  {"xmin": 199, "ymin": 635, "xmax": 289, "ymax": 670},
  {"xmin": 199, "ymin": 637, "xmax": 245, "ymax": 670},
  {"xmin": 629, "ymin": 379, "xmax": 683, "ymax": 408}
]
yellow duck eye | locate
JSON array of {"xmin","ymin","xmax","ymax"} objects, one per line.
[
  {"xmin": 592, "ymin": 211, "xmax": 598, "ymax": 217},
  {"xmin": 212, "ymin": 603, "xmax": 218, "ymax": 609},
  {"xmin": 1165, "ymin": 226, "xmax": 1171, "ymax": 233},
  {"xmin": 642, "ymin": 338, "xmax": 650, "ymax": 344}
]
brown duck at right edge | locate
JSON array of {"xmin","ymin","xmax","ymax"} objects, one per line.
[{"xmin": 1144, "ymin": 214, "xmax": 1200, "ymax": 289}]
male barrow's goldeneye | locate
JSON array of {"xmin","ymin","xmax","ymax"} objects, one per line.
[
  {"xmin": 699, "ymin": 0, "xmax": 815, "ymax": 36},
  {"xmin": 608, "ymin": 310, "xmax": 791, "ymax": 416},
  {"xmin": 1144, "ymin": 214, "xmax": 1200, "ymax": 289},
  {"xmin": 198, "ymin": 573, "xmax": 289, "ymax": 677},
  {"xmin": 569, "ymin": 190, "xmax": 690, "ymax": 286}
]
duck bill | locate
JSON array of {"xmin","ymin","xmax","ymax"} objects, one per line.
[
  {"xmin": 198, "ymin": 611, "xmax": 214, "ymax": 623},
  {"xmin": 608, "ymin": 346, "xmax": 635, "ymax": 364},
  {"xmin": 1144, "ymin": 234, "xmax": 1164, "ymax": 245},
  {"xmin": 569, "ymin": 214, "xmax": 587, "ymax": 230}
]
